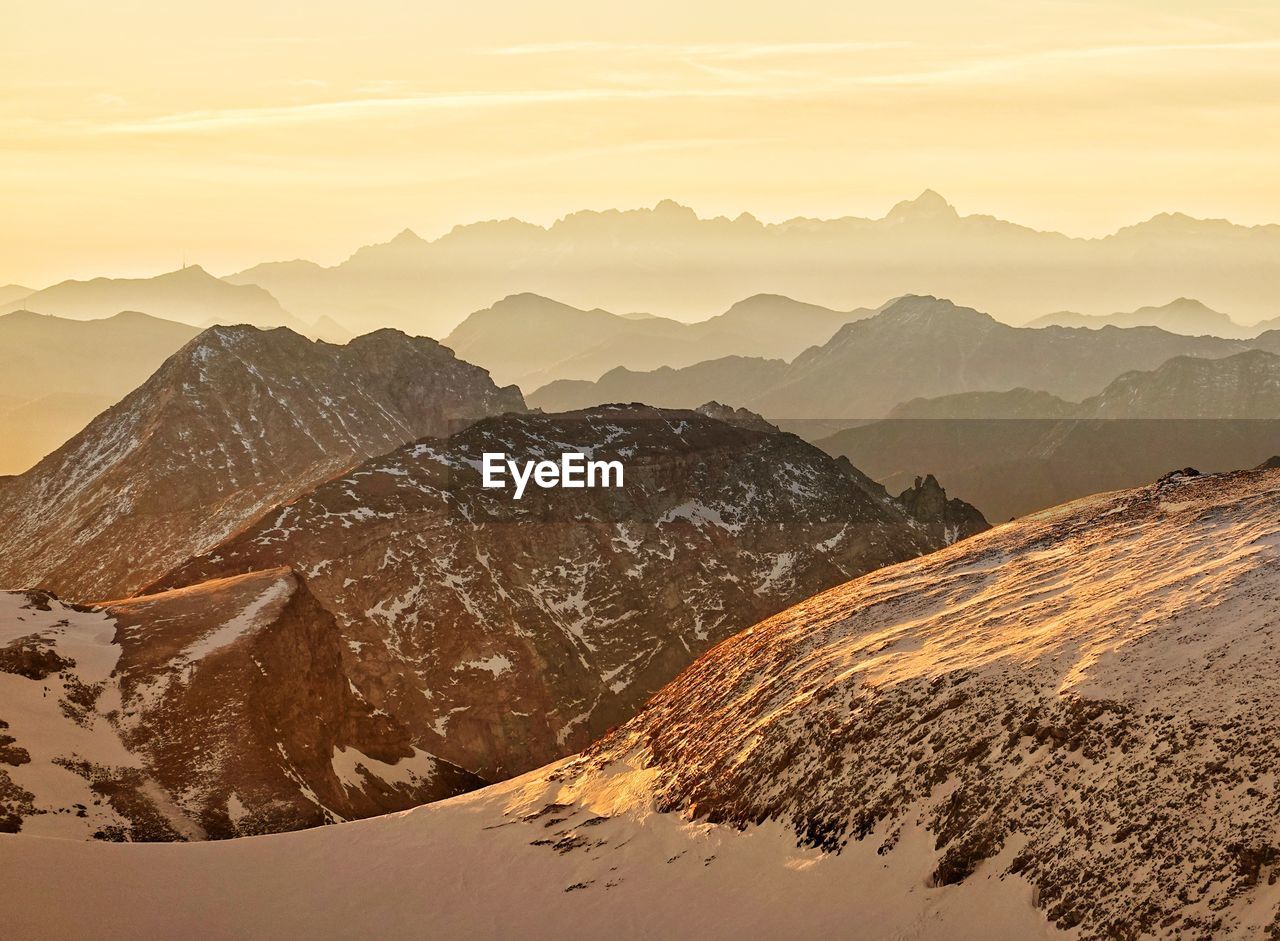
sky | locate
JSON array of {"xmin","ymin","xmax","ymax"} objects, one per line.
[{"xmin": 4, "ymin": 0, "xmax": 1279, "ymax": 287}]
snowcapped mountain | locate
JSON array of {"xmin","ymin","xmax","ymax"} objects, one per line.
[
  {"xmin": 0, "ymin": 325, "xmax": 524, "ymax": 601},
  {"xmin": 5, "ymin": 464, "xmax": 1277, "ymax": 939},
  {"xmin": 148, "ymin": 405, "xmax": 985, "ymax": 795},
  {"xmin": 0, "ymin": 571, "xmax": 479, "ymax": 840}
]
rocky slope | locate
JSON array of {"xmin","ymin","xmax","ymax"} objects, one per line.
[
  {"xmin": 0, "ymin": 570, "xmax": 479, "ymax": 840},
  {"xmin": 0, "ymin": 325, "xmax": 524, "ymax": 601},
  {"xmin": 5, "ymin": 466, "xmax": 1278, "ymax": 939},
  {"xmin": 530, "ymin": 295, "xmax": 1278, "ymax": 417},
  {"xmin": 443, "ymin": 293, "xmax": 864, "ymax": 388},
  {"xmin": 151, "ymin": 405, "xmax": 986, "ymax": 788}
]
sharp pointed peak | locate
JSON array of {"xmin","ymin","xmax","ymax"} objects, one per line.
[{"xmin": 388, "ymin": 227, "xmax": 425, "ymax": 245}]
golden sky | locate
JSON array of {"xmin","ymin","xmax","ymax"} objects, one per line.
[{"xmin": 4, "ymin": 0, "xmax": 1279, "ymax": 286}]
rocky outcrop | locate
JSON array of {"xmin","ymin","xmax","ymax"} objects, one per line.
[
  {"xmin": 694, "ymin": 401, "xmax": 778, "ymax": 432},
  {"xmin": 0, "ymin": 325, "xmax": 524, "ymax": 601},
  {"xmin": 895, "ymin": 474, "xmax": 988, "ymax": 545}
]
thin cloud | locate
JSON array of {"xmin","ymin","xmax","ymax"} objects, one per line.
[
  {"xmin": 482, "ymin": 40, "xmax": 915, "ymax": 58},
  {"xmin": 89, "ymin": 87, "xmax": 806, "ymax": 135}
]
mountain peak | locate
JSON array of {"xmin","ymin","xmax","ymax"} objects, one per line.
[
  {"xmin": 389, "ymin": 227, "xmax": 425, "ymax": 245},
  {"xmin": 884, "ymin": 189, "xmax": 959, "ymax": 223},
  {"xmin": 652, "ymin": 199, "xmax": 698, "ymax": 219},
  {"xmin": 876, "ymin": 294, "xmax": 994, "ymax": 328},
  {"xmin": 161, "ymin": 264, "xmax": 214, "ymax": 281}
]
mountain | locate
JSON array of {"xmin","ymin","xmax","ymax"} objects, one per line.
[
  {"xmin": 818, "ymin": 350, "xmax": 1280, "ymax": 519},
  {"xmin": 442, "ymin": 293, "xmax": 863, "ymax": 388},
  {"xmin": 5, "ymin": 466, "xmax": 1277, "ymax": 939},
  {"xmin": 1084, "ymin": 349, "xmax": 1280, "ymax": 417},
  {"xmin": 0, "ymin": 326, "xmax": 524, "ymax": 601},
  {"xmin": 0, "ymin": 570, "xmax": 481, "ymax": 839},
  {"xmin": 0, "ymin": 310, "xmax": 199, "ymax": 474},
  {"xmin": 1, "ymin": 266, "xmax": 312, "ymax": 333},
  {"xmin": 530, "ymin": 295, "xmax": 1272, "ymax": 417},
  {"xmin": 1026, "ymin": 297, "xmax": 1254, "ymax": 337},
  {"xmin": 149, "ymin": 405, "xmax": 986, "ymax": 791},
  {"xmin": 225, "ymin": 192, "xmax": 1280, "ymax": 337},
  {"xmin": 0, "ymin": 284, "xmax": 32, "ymax": 306}
]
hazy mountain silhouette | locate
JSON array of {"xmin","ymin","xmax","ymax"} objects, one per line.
[
  {"xmin": 530, "ymin": 296, "xmax": 1278, "ymax": 417},
  {"xmin": 1026, "ymin": 297, "xmax": 1260, "ymax": 338},
  {"xmin": 0, "ymin": 284, "xmax": 32, "ymax": 307},
  {"xmin": 226, "ymin": 192, "xmax": 1280, "ymax": 336},
  {"xmin": 0, "ymin": 265, "xmax": 336, "ymax": 336},
  {"xmin": 443, "ymin": 292, "xmax": 864, "ymax": 387},
  {"xmin": 0, "ymin": 310, "xmax": 199, "ymax": 474}
]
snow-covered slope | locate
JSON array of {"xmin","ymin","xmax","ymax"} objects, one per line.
[
  {"xmin": 4, "ymin": 466, "xmax": 1275, "ymax": 939},
  {"xmin": 0, "ymin": 572, "xmax": 479, "ymax": 840},
  {"xmin": 0, "ymin": 325, "xmax": 524, "ymax": 601}
]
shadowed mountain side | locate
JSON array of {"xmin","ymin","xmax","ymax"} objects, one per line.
[
  {"xmin": 817, "ymin": 349, "xmax": 1280, "ymax": 519},
  {"xmin": 227, "ymin": 192, "xmax": 1280, "ymax": 336},
  {"xmin": 821, "ymin": 420, "xmax": 1280, "ymax": 522},
  {"xmin": 888, "ymin": 350, "xmax": 1280, "ymax": 420}
]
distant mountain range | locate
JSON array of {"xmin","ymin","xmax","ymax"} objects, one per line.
[
  {"xmin": 0, "ymin": 266, "xmax": 349, "ymax": 340},
  {"xmin": 819, "ymin": 350, "xmax": 1280, "ymax": 519},
  {"xmin": 530, "ymin": 295, "xmax": 1280, "ymax": 417},
  {"xmin": 1026, "ymin": 297, "xmax": 1278, "ymax": 338},
  {"xmin": 219, "ymin": 191, "xmax": 1280, "ymax": 337},
  {"xmin": 0, "ymin": 310, "xmax": 199, "ymax": 475},
  {"xmin": 0, "ymin": 284, "xmax": 32, "ymax": 307},
  {"xmin": 442, "ymin": 292, "xmax": 866, "ymax": 387},
  {"xmin": 0, "ymin": 325, "xmax": 524, "ymax": 601}
]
